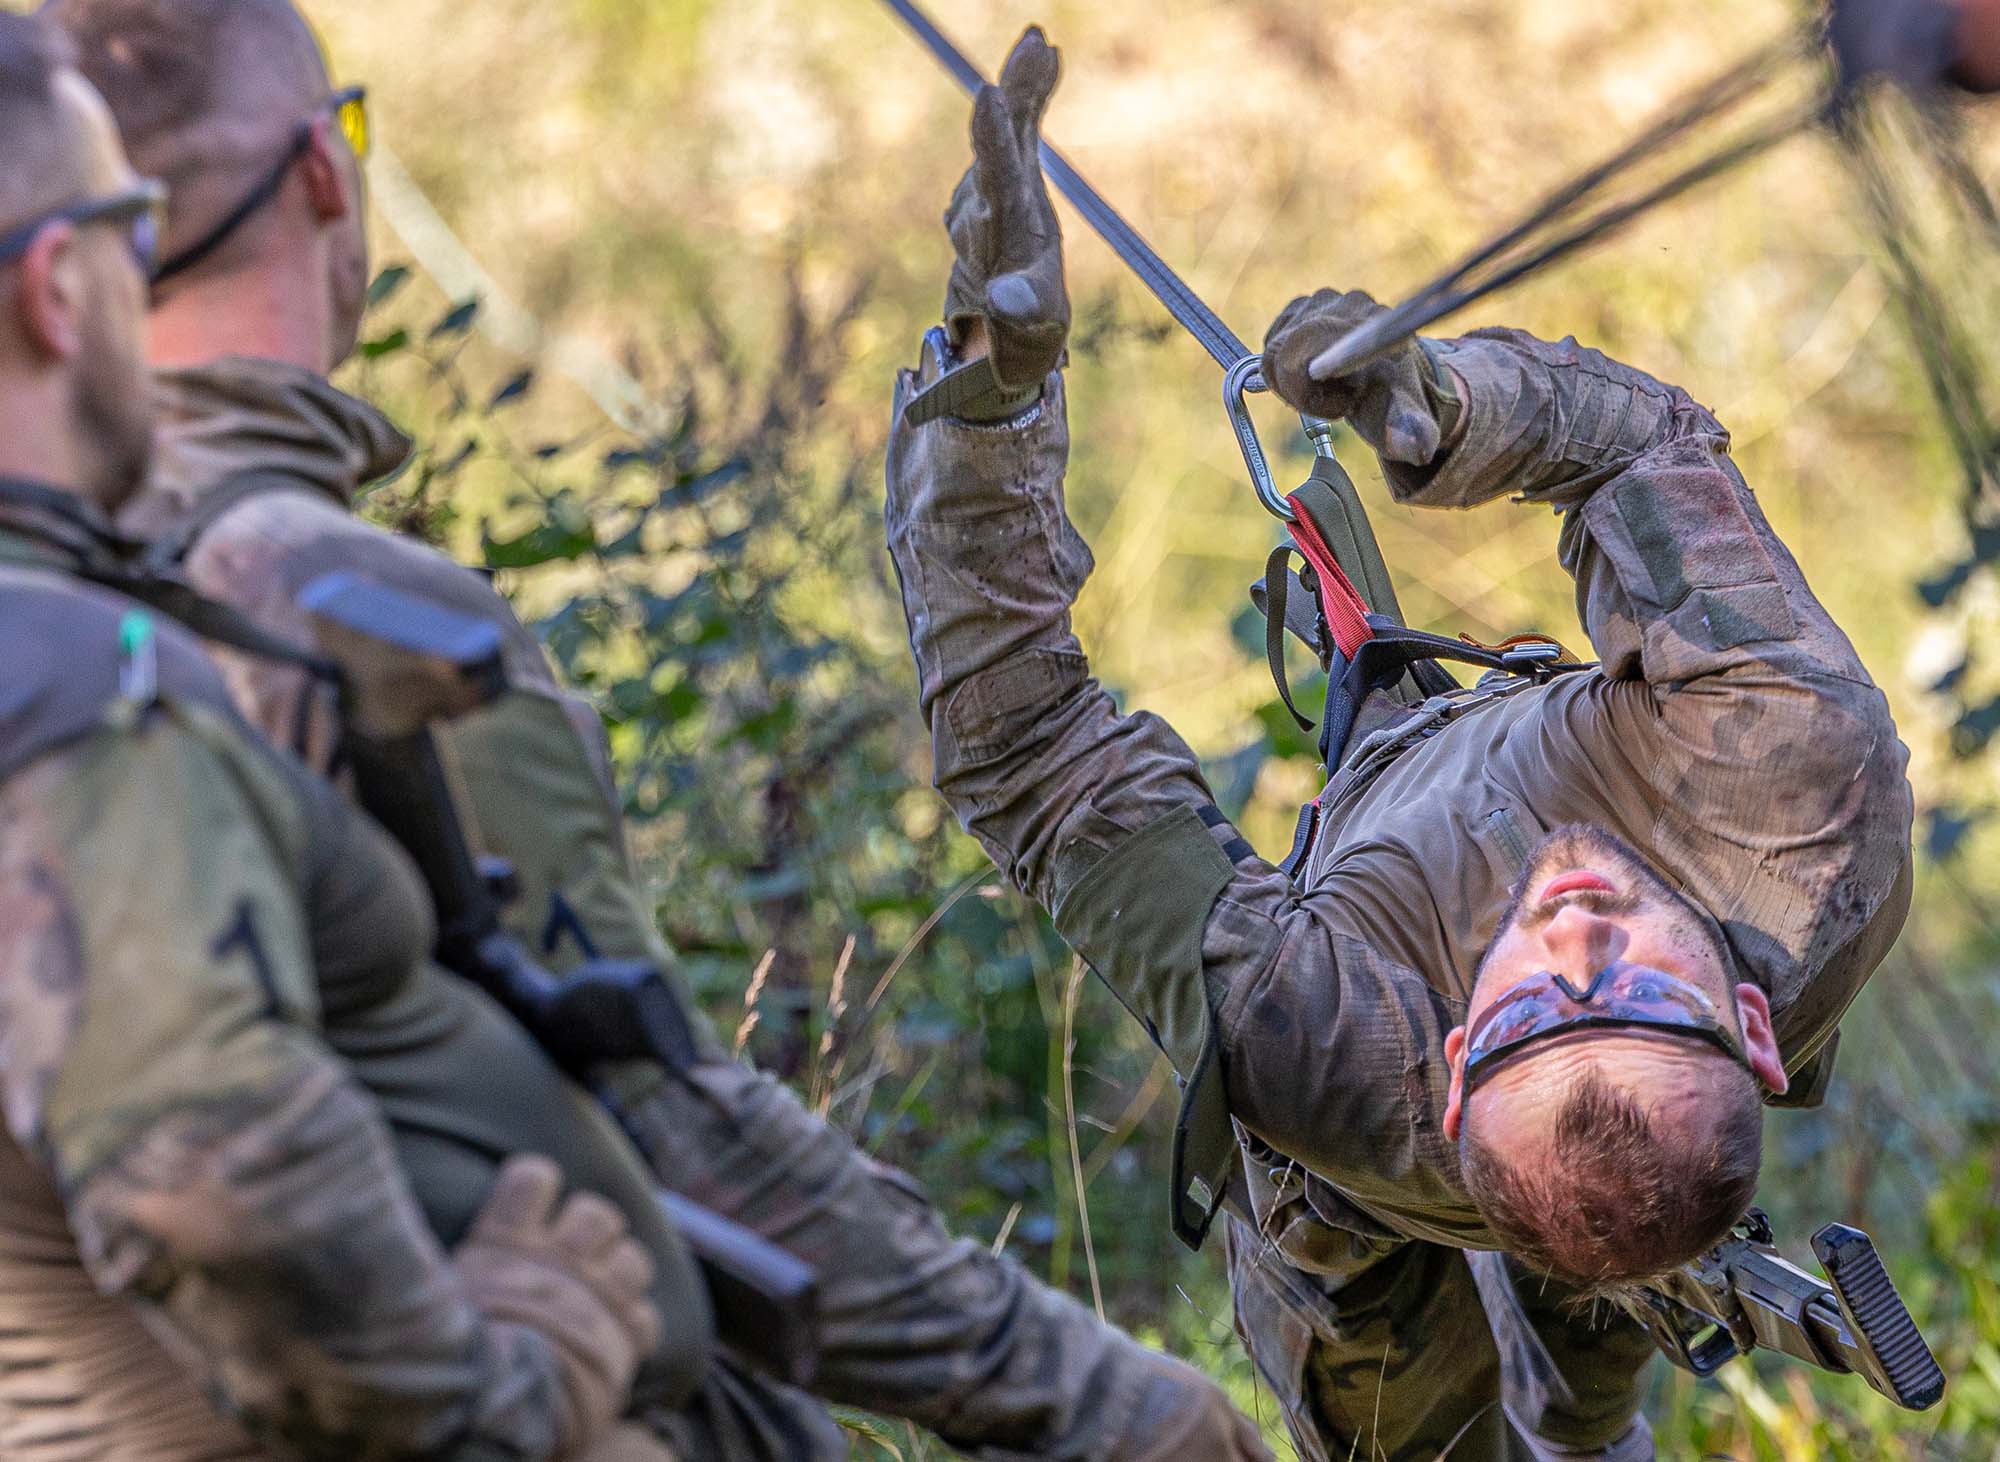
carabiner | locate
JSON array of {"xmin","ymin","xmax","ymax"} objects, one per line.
[{"xmin": 1223, "ymin": 355, "xmax": 1340, "ymax": 522}]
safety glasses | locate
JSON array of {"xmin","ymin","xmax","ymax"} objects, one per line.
[
  {"xmin": 1462, "ymin": 960, "xmax": 1750, "ymax": 1093},
  {"xmin": 0, "ymin": 181, "xmax": 169, "ymax": 276},
  {"xmin": 153, "ymin": 84, "xmax": 370, "ymax": 286},
  {"xmin": 331, "ymin": 85, "xmax": 371, "ymax": 161}
]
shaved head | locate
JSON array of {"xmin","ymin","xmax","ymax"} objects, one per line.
[
  {"xmin": 0, "ymin": 11, "xmax": 154, "ymax": 508},
  {"xmin": 0, "ymin": 12, "xmax": 88, "ymax": 227},
  {"xmin": 46, "ymin": 0, "xmax": 330, "ymax": 258},
  {"xmin": 48, "ymin": 0, "xmax": 370, "ymax": 369}
]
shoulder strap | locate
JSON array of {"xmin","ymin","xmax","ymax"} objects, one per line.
[
  {"xmin": 142, "ymin": 467, "xmax": 312, "ymax": 573},
  {"xmin": 0, "ymin": 570, "xmax": 239, "ymax": 782}
]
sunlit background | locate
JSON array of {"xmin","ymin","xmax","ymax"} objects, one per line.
[{"xmin": 279, "ymin": 1, "xmax": 2000, "ymax": 1454}]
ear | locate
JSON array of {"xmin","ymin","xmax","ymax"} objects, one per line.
[
  {"xmin": 15, "ymin": 224, "xmax": 84, "ymax": 363},
  {"xmin": 1734, "ymin": 982, "xmax": 1788, "ymax": 1096},
  {"xmin": 298, "ymin": 116, "xmax": 355, "ymax": 226},
  {"xmin": 1442, "ymin": 1024, "xmax": 1468, "ymax": 1142}
]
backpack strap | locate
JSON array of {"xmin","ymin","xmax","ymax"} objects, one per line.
[{"xmin": 142, "ymin": 467, "xmax": 313, "ymax": 573}]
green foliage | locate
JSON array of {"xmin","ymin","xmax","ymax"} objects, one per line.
[
  {"xmin": 325, "ymin": 1, "xmax": 2000, "ymax": 1451},
  {"xmin": 352, "ymin": 265, "xmax": 1231, "ymax": 1430}
]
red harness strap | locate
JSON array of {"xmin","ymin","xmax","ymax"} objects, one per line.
[{"xmin": 1285, "ymin": 490, "xmax": 1375, "ymax": 658}]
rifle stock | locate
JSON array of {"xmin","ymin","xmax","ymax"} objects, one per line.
[{"xmin": 1643, "ymin": 1209, "xmax": 1943, "ymax": 1411}]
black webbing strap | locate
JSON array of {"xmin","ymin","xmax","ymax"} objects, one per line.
[
  {"xmin": 1195, "ymin": 803, "xmax": 1256, "ymax": 866},
  {"xmin": 108, "ymin": 572, "xmax": 332, "ymax": 680},
  {"xmin": 0, "ymin": 479, "xmax": 305, "ymax": 676},
  {"xmin": 1279, "ymin": 800, "xmax": 1320, "ymax": 882},
  {"xmin": 101, "ymin": 570, "xmax": 337, "ymax": 760},
  {"xmin": 142, "ymin": 468, "xmax": 306, "ymax": 572},
  {"xmin": 1319, "ymin": 620, "xmax": 1582, "ymax": 768},
  {"xmin": 1261, "ymin": 546, "xmax": 1319, "ymax": 732},
  {"xmin": 0, "ymin": 477, "xmax": 336, "ymax": 756}
]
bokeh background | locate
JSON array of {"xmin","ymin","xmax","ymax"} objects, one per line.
[{"xmin": 298, "ymin": 0, "xmax": 2000, "ymax": 1455}]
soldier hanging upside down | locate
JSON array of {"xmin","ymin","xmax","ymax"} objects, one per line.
[{"xmin": 886, "ymin": 28, "xmax": 1915, "ymax": 1462}]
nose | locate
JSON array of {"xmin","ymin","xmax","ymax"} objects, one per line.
[{"xmin": 1539, "ymin": 904, "xmax": 1628, "ymax": 983}]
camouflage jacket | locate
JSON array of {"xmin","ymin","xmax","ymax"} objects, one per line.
[
  {"xmin": 886, "ymin": 327, "xmax": 1914, "ymax": 1254},
  {"xmin": 121, "ymin": 360, "xmax": 723, "ymax": 1401},
  {"xmin": 0, "ymin": 491, "xmax": 616, "ymax": 1460},
  {"xmin": 130, "ymin": 356, "xmax": 703, "ymax": 1005}
]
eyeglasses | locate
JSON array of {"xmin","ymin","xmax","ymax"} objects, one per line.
[
  {"xmin": 152, "ymin": 84, "xmax": 370, "ymax": 286},
  {"xmin": 332, "ymin": 86, "xmax": 370, "ymax": 161},
  {"xmin": 0, "ymin": 181, "xmax": 169, "ymax": 276},
  {"xmin": 1461, "ymin": 960, "xmax": 1751, "ymax": 1094}
]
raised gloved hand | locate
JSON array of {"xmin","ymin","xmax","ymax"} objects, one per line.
[
  {"xmin": 454, "ymin": 1156, "xmax": 663, "ymax": 1455},
  {"xmin": 929, "ymin": 26, "xmax": 1070, "ymax": 419},
  {"xmin": 1122, "ymin": 1349, "xmax": 1275, "ymax": 1462},
  {"xmin": 1261, "ymin": 288, "xmax": 1460, "ymax": 468}
]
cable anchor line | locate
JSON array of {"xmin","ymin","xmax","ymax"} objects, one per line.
[{"xmin": 877, "ymin": 0, "xmax": 1327, "ymax": 522}]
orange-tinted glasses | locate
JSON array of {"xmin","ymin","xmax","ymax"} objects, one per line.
[{"xmin": 1462, "ymin": 961, "xmax": 1751, "ymax": 1093}]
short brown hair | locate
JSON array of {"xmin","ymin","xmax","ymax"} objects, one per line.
[{"xmin": 1461, "ymin": 1066, "xmax": 1762, "ymax": 1297}]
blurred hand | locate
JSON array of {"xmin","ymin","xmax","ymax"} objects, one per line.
[
  {"xmin": 1262, "ymin": 288, "xmax": 1453, "ymax": 467},
  {"xmin": 454, "ymin": 1156, "xmax": 662, "ymax": 1452},
  {"xmin": 943, "ymin": 27, "xmax": 1070, "ymax": 391},
  {"xmin": 1121, "ymin": 1349, "xmax": 1274, "ymax": 1462}
]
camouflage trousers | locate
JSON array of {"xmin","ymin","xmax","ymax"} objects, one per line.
[
  {"xmin": 620, "ymin": 1057, "xmax": 1200, "ymax": 1462},
  {"xmin": 1223, "ymin": 1214, "xmax": 1657, "ymax": 1461}
]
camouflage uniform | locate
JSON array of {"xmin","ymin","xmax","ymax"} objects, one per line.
[
  {"xmin": 127, "ymin": 353, "xmax": 1259, "ymax": 1462},
  {"xmin": 0, "ymin": 492, "xmax": 690, "ymax": 1461},
  {"xmin": 884, "ymin": 327, "xmax": 1914, "ymax": 1459}
]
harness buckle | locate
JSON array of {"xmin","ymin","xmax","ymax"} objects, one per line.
[{"xmin": 1498, "ymin": 640, "xmax": 1565, "ymax": 675}]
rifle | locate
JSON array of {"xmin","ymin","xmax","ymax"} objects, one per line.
[
  {"xmin": 299, "ymin": 568, "xmax": 820, "ymax": 1388},
  {"xmin": 1640, "ymin": 1208, "xmax": 1943, "ymax": 1411}
]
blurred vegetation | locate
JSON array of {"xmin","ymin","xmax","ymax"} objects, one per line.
[{"xmin": 317, "ymin": 0, "xmax": 2000, "ymax": 1455}]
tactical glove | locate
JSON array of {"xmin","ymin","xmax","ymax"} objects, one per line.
[
  {"xmin": 455, "ymin": 1156, "xmax": 664, "ymax": 1456},
  {"xmin": 917, "ymin": 26, "xmax": 1070, "ymax": 422},
  {"xmin": 1261, "ymin": 288, "xmax": 1460, "ymax": 468},
  {"xmin": 1122, "ymin": 1350, "xmax": 1275, "ymax": 1462}
]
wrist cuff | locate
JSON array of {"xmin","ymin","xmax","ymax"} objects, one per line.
[{"xmin": 904, "ymin": 328, "xmax": 1045, "ymax": 426}]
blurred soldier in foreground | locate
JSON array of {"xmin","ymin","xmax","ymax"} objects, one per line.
[
  {"xmin": 887, "ymin": 29, "xmax": 1913, "ymax": 1462},
  {"xmin": 49, "ymin": 0, "xmax": 1269, "ymax": 1457},
  {"xmin": 0, "ymin": 15, "xmax": 679, "ymax": 1459},
  {"xmin": 1829, "ymin": 0, "xmax": 2000, "ymax": 92}
]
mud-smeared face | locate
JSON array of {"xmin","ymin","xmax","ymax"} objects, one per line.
[{"xmin": 1440, "ymin": 824, "xmax": 1790, "ymax": 1146}]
